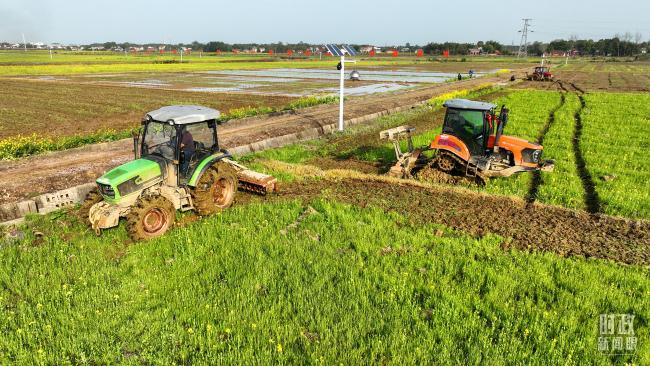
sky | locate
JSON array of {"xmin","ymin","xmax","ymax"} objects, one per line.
[{"xmin": 1, "ymin": 0, "xmax": 649, "ymax": 45}]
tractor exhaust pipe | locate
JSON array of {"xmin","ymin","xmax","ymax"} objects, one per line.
[
  {"xmin": 132, "ymin": 130, "xmax": 141, "ymax": 160},
  {"xmin": 494, "ymin": 105, "xmax": 508, "ymax": 152}
]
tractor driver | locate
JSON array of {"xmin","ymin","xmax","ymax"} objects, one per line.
[{"xmin": 179, "ymin": 127, "xmax": 195, "ymax": 176}]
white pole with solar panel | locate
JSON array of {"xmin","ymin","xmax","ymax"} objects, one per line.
[{"xmin": 326, "ymin": 44, "xmax": 358, "ymax": 131}]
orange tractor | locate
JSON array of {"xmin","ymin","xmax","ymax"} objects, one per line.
[
  {"xmin": 380, "ymin": 99, "xmax": 554, "ymax": 184},
  {"xmin": 526, "ymin": 66, "xmax": 554, "ymax": 81}
]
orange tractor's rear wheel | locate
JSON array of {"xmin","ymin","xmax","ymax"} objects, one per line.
[{"xmin": 433, "ymin": 151, "xmax": 458, "ymax": 173}]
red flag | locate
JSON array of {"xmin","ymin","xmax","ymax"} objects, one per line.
[
  {"xmin": 392, "ymin": 50, "xmax": 399, "ymax": 57},
  {"xmin": 369, "ymin": 49, "xmax": 376, "ymax": 57},
  {"xmin": 416, "ymin": 49, "xmax": 424, "ymax": 57}
]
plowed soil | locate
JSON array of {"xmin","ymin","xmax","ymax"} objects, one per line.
[
  {"xmin": 514, "ymin": 70, "xmax": 650, "ymax": 92},
  {"xmin": 0, "ymin": 72, "xmax": 517, "ymax": 205},
  {"xmin": 275, "ymin": 178, "xmax": 650, "ymax": 266}
]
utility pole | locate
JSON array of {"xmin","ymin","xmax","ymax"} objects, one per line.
[
  {"xmin": 517, "ymin": 18, "xmax": 532, "ymax": 59},
  {"xmin": 22, "ymin": 33, "xmax": 27, "ymax": 52}
]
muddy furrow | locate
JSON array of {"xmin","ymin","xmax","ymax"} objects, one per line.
[
  {"xmin": 572, "ymin": 93, "xmax": 601, "ymax": 214},
  {"xmin": 276, "ymin": 179, "xmax": 650, "ymax": 266},
  {"xmin": 608, "ymin": 73, "xmax": 613, "ymax": 87},
  {"xmin": 570, "ymin": 82, "xmax": 586, "ymax": 94},
  {"xmin": 526, "ymin": 88, "xmax": 566, "ymax": 204}
]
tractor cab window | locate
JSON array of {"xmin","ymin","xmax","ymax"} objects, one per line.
[
  {"xmin": 183, "ymin": 122, "xmax": 216, "ymax": 152},
  {"xmin": 443, "ymin": 109, "xmax": 486, "ymax": 155},
  {"xmin": 143, "ymin": 122, "xmax": 177, "ymax": 160},
  {"xmin": 178, "ymin": 122, "xmax": 218, "ymax": 178},
  {"xmin": 444, "ymin": 109, "xmax": 484, "ymax": 136}
]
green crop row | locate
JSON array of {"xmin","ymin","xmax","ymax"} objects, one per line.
[
  {"xmin": 0, "ymin": 129, "xmax": 136, "ymax": 160},
  {"xmin": 580, "ymin": 92, "xmax": 650, "ymax": 218},
  {"xmin": 1, "ymin": 200, "xmax": 647, "ymax": 364}
]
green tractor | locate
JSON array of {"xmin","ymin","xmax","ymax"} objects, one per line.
[{"xmin": 80, "ymin": 105, "xmax": 277, "ymax": 240}]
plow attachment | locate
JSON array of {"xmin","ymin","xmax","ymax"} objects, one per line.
[{"xmin": 223, "ymin": 158, "xmax": 279, "ymax": 194}]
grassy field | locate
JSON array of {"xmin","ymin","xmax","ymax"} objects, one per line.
[
  {"xmin": 1, "ymin": 199, "xmax": 647, "ymax": 364},
  {"xmin": 581, "ymin": 92, "xmax": 650, "ymax": 218},
  {"xmin": 484, "ymin": 89, "xmax": 650, "ymax": 219}
]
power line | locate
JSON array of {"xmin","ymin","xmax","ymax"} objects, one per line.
[{"xmin": 517, "ymin": 18, "xmax": 532, "ymax": 58}]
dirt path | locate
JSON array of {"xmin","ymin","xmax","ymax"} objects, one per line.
[
  {"xmin": 0, "ymin": 73, "xmax": 518, "ymax": 205},
  {"xmin": 275, "ymin": 178, "xmax": 650, "ymax": 266}
]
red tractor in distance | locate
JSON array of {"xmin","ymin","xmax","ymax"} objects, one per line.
[{"xmin": 527, "ymin": 66, "xmax": 554, "ymax": 81}]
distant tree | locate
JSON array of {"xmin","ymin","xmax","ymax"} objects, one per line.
[
  {"xmin": 528, "ymin": 41, "xmax": 545, "ymax": 56},
  {"xmin": 634, "ymin": 32, "xmax": 643, "ymax": 44},
  {"xmin": 103, "ymin": 41, "xmax": 117, "ymax": 50}
]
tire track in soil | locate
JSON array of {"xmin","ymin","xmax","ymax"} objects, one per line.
[
  {"xmin": 571, "ymin": 86, "xmax": 601, "ymax": 214},
  {"xmin": 526, "ymin": 81, "xmax": 566, "ymax": 204},
  {"xmin": 608, "ymin": 73, "xmax": 613, "ymax": 88}
]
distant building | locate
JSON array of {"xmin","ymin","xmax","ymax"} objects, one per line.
[
  {"xmin": 469, "ymin": 47, "xmax": 482, "ymax": 55},
  {"xmin": 359, "ymin": 46, "xmax": 382, "ymax": 54}
]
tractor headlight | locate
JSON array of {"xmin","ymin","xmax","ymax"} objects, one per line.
[{"xmin": 522, "ymin": 148, "xmax": 542, "ymax": 163}]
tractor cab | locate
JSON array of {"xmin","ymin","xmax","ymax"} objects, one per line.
[
  {"xmin": 139, "ymin": 105, "xmax": 223, "ymax": 185},
  {"xmin": 430, "ymin": 99, "xmax": 554, "ymax": 177},
  {"xmin": 439, "ymin": 99, "xmax": 497, "ymax": 156},
  {"xmin": 535, "ymin": 66, "xmax": 550, "ymax": 75},
  {"xmin": 528, "ymin": 66, "xmax": 553, "ymax": 81}
]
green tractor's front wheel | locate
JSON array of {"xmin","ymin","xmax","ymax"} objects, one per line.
[
  {"xmin": 126, "ymin": 195, "xmax": 175, "ymax": 241},
  {"xmin": 191, "ymin": 161, "xmax": 238, "ymax": 216}
]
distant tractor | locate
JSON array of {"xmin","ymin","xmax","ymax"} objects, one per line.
[
  {"xmin": 380, "ymin": 99, "xmax": 554, "ymax": 184},
  {"xmin": 79, "ymin": 105, "xmax": 277, "ymax": 240},
  {"xmin": 527, "ymin": 66, "xmax": 554, "ymax": 81}
]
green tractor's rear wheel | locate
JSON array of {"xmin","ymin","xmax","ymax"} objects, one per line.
[
  {"xmin": 126, "ymin": 195, "xmax": 175, "ymax": 241},
  {"xmin": 191, "ymin": 161, "xmax": 238, "ymax": 216},
  {"xmin": 78, "ymin": 188, "xmax": 102, "ymax": 226}
]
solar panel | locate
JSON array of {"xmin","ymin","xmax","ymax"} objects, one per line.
[
  {"xmin": 325, "ymin": 44, "xmax": 344, "ymax": 57},
  {"xmin": 342, "ymin": 44, "xmax": 357, "ymax": 56}
]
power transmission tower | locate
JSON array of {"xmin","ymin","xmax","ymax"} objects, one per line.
[{"xmin": 517, "ymin": 18, "xmax": 532, "ymax": 58}]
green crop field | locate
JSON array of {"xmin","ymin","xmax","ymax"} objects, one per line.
[
  {"xmin": 253, "ymin": 87, "xmax": 650, "ymax": 220},
  {"xmin": 1, "ymin": 199, "xmax": 648, "ymax": 365},
  {"xmin": 580, "ymin": 92, "xmax": 650, "ymax": 218},
  {"xmin": 0, "ymin": 50, "xmax": 538, "ymax": 76},
  {"xmin": 1, "ymin": 55, "xmax": 649, "ymax": 365}
]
